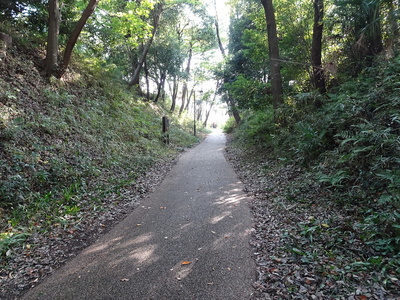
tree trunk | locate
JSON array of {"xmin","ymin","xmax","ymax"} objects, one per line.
[
  {"xmin": 260, "ymin": 0, "xmax": 284, "ymax": 110},
  {"xmin": 197, "ymin": 105, "xmax": 202, "ymax": 122},
  {"xmin": 227, "ymin": 97, "xmax": 241, "ymax": 125},
  {"xmin": 170, "ymin": 76, "xmax": 178, "ymax": 112},
  {"xmin": 214, "ymin": 0, "xmax": 226, "ymax": 58},
  {"xmin": 129, "ymin": 3, "xmax": 163, "ymax": 88},
  {"xmin": 185, "ymin": 88, "xmax": 194, "ymax": 111},
  {"xmin": 45, "ymin": 0, "xmax": 60, "ymax": 77},
  {"xmin": 203, "ymin": 82, "xmax": 218, "ymax": 127},
  {"xmin": 311, "ymin": 0, "xmax": 326, "ymax": 98},
  {"xmin": 144, "ymin": 58, "xmax": 150, "ymax": 100},
  {"xmin": 154, "ymin": 71, "xmax": 166, "ymax": 103},
  {"xmin": 58, "ymin": 0, "xmax": 98, "ymax": 78},
  {"xmin": 179, "ymin": 47, "xmax": 193, "ymax": 116},
  {"xmin": 203, "ymin": 101, "xmax": 214, "ymax": 127}
]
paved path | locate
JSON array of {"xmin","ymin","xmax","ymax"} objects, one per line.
[{"xmin": 22, "ymin": 130, "xmax": 255, "ymax": 300}]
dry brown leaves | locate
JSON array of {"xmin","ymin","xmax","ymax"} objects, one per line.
[
  {"xmin": 0, "ymin": 157, "xmax": 178, "ymax": 299},
  {"xmin": 224, "ymin": 143, "xmax": 400, "ymax": 300}
]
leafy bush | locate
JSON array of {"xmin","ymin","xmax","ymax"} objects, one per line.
[
  {"xmin": 234, "ymin": 108, "xmax": 275, "ymax": 147},
  {"xmin": 223, "ymin": 117, "xmax": 237, "ymax": 134},
  {"xmin": 231, "ymin": 55, "xmax": 400, "ymax": 254}
]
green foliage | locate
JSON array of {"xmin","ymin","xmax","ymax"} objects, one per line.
[
  {"xmin": 224, "ymin": 75, "xmax": 271, "ymax": 110},
  {"xmin": 358, "ymin": 210, "xmax": 400, "ymax": 254},
  {"xmin": 0, "ymin": 232, "xmax": 29, "ymax": 261},
  {"xmin": 231, "ymin": 55, "xmax": 400, "ymax": 255},
  {"xmin": 0, "ymin": 48, "xmax": 199, "ymax": 240},
  {"xmin": 223, "ymin": 117, "xmax": 237, "ymax": 134},
  {"xmin": 233, "ymin": 108, "xmax": 275, "ymax": 147}
]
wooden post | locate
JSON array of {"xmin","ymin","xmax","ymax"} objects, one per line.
[{"xmin": 162, "ymin": 116, "xmax": 170, "ymax": 144}]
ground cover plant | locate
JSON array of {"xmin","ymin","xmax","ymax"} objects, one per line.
[
  {"xmin": 224, "ymin": 55, "xmax": 400, "ymax": 299},
  {"xmin": 0, "ymin": 43, "xmax": 200, "ymax": 298}
]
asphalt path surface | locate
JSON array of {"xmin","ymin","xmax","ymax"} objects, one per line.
[{"xmin": 22, "ymin": 130, "xmax": 255, "ymax": 300}]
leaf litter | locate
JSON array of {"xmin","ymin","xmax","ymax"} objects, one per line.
[
  {"xmin": 224, "ymin": 141, "xmax": 400, "ymax": 300},
  {"xmin": 0, "ymin": 157, "xmax": 179, "ymax": 299},
  {"xmin": 1, "ymin": 135, "xmax": 399, "ymax": 299}
]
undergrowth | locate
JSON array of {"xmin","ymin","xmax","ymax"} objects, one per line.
[
  {"xmin": 0, "ymin": 46, "xmax": 198, "ymax": 259},
  {"xmin": 231, "ymin": 55, "xmax": 400, "ymax": 257}
]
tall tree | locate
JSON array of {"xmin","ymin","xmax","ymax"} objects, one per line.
[
  {"xmin": 260, "ymin": 0, "xmax": 284, "ymax": 110},
  {"xmin": 44, "ymin": 0, "xmax": 98, "ymax": 78},
  {"xmin": 129, "ymin": 2, "xmax": 164, "ymax": 88},
  {"xmin": 213, "ymin": 0, "xmax": 226, "ymax": 58},
  {"xmin": 179, "ymin": 47, "xmax": 193, "ymax": 115},
  {"xmin": 58, "ymin": 0, "xmax": 99, "ymax": 78},
  {"xmin": 311, "ymin": 0, "xmax": 326, "ymax": 97},
  {"xmin": 45, "ymin": 0, "xmax": 60, "ymax": 77}
]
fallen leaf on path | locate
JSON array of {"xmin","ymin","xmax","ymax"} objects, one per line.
[{"xmin": 181, "ymin": 261, "xmax": 191, "ymax": 265}]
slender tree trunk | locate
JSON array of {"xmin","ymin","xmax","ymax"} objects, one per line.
[
  {"xmin": 129, "ymin": 3, "xmax": 163, "ymax": 87},
  {"xmin": 154, "ymin": 72, "xmax": 166, "ymax": 103},
  {"xmin": 197, "ymin": 104, "xmax": 202, "ymax": 122},
  {"xmin": 203, "ymin": 82, "xmax": 218, "ymax": 127},
  {"xmin": 45, "ymin": 0, "xmax": 60, "ymax": 77},
  {"xmin": 216, "ymin": 17, "xmax": 241, "ymax": 126},
  {"xmin": 311, "ymin": 0, "xmax": 326, "ymax": 98},
  {"xmin": 58, "ymin": 0, "xmax": 98, "ymax": 78},
  {"xmin": 203, "ymin": 101, "xmax": 214, "ymax": 127},
  {"xmin": 179, "ymin": 84, "xmax": 187, "ymax": 115},
  {"xmin": 260, "ymin": 0, "xmax": 284, "ymax": 110},
  {"xmin": 170, "ymin": 76, "xmax": 178, "ymax": 112},
  {"xmin": 144, "ymin": 59, "xmax": 150, "ymax": 100},
  {"xmin": 179, "ymin": 47, "xmax": 193, "ymax": 116},
  {"xmin": 214, "ymin": 0, "xmax": 226, "ymax": 58},
  {"xmin": 129, "ymin": 32, "xmax": 155, "ymax": 87},
  {"xmin": 185, "ymin": 88, "xmax": 194, "ymax": 111}
]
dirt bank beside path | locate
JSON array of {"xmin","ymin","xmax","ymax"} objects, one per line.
[{"xmin": 21, "ymin": 130, "xmax": 255, "ymax": 299}]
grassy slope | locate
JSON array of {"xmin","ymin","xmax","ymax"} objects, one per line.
[{"xmin": 0, "ymin": 45, "xmax": 198, "ymax": 254}]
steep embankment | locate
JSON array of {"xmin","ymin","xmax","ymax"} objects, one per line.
[{"xmin": 0, "ymin": 44, "xmax": 197, "ymax": 298}]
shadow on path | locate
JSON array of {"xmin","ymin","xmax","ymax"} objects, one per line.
[{"xmin": 22, "ymin": 130, "xmax": 255, "ymax": 300}]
